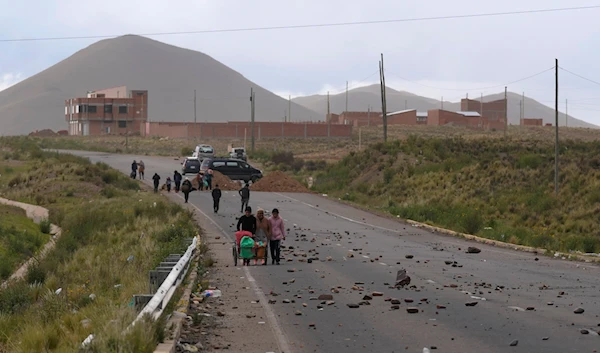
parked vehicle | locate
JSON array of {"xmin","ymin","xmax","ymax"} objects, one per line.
[
  {"xmin": 200, "ymin": 158, "xmax": 262, "ymax": 183},
  {"xmin": 192, "ymin": 144, "xmax": 215, "ymax": 161},
  {"xmin": 182, "ymin": 157, "xmax": 201, "ymax": 175},
  {"xmin": 229, "ymin": 147, "xmax": 247, "ymax": 161}
]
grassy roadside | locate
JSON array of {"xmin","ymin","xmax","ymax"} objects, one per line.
[
  {"xmin": 0, "ymin": 137, "xmax": 200, "ymax": 353},
  {"xmin": 0, "ymin": 204, "xmax": 50, "ymax": 280},
  {"xmin": 309, "ymin": 136, "xmax": 600, "ymax": 254}
]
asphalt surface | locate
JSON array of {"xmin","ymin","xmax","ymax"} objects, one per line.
[{"xmin": 65, "ymin": 150, "xmax": 600, "ymax": 353}]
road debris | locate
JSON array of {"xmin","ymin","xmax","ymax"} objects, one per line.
[{"xmin": 466, "ymin": 247, "xmax": 481, "ymax": 254}]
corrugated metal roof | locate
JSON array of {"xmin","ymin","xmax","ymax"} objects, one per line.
[
  {"xmin": 456, "ymin": 111, "xmax": 481, "ymax": 117},
  {"xmin": 416, "ymin": 112, "xmax": 427, "ymax": 117},
  {"xmin": 386, "ymin": 109, "xmax": 416, "ymax": 116}
]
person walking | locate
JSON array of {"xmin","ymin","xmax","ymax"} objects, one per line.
[
  {"xmin": 131, "ymin": 160, "xmax": 138, "ymax": 179},
  {"xmin": 239, "ymin": 183, "xmax": 250, "ymax": 213},
  {"xmin": 181, "ymin": 177, "xmax": 192, "ymax": 203},
  {"xmin": 152, "ymin": 173, "xmax": 160, "ymax": 193},
  {"xmin": 166, "ymin": 176, "xmax": 172, "ymax": 192},
  {"xmin": 268, "ymin": 208, "xmax": 286, "ymax": 265},
  {"xmin": 138, "ymin": 160, "xmax": 145, "ymax": 180},
  {"xmin": 255, "ymin": 208, "xmax": 271, "ymax": 265},
  {"xmin": 211, "ymin": 184, "xmax": 222, "ymax": 213},
  {"xmin": 173, "ymin": 171, "xmax": 182, "ymax": 193},
  {"xmin": 205, "ymin": 169, "xmax": 213, "ymax": 191},
  {"xmin": 237, "ymin": 206, "xmax": 256, "ymax": 234}
]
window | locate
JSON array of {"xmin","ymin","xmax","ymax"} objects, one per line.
[
  {"xmin": 226, "ymin": 161, "xmax": 240, "ymax": 168},
  {"xmin": 88, "ymin": 105, "xmax": 97, "ymax": 113},
  {"xmin": 212, "ymin": 161, "xmax": 226, "ymax": 168},
  {"xmin": 118, "ymin": 106, "xmax": 127, "ymax": 114},
  {"xmin": 118, "ymin": 120, "xmax": 126, "ymax": 128},
  {"xmin": 104, "ymin": 104, "xmax": 112, "ymax": 113},
  {"xmin": 242, "ymin": 163, "xmax": 250, "ymax": 169}
]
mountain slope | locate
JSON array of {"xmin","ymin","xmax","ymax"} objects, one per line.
[
  {"xmin": 294, "ymin": 84, "xmax": 596, "ymax": 128},
  {"xmin": 0, "ymin": 35, "xmax": 321, "ymax": 135}
]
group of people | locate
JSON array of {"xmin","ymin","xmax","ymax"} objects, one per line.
[
  {"xmin": 129, "ymin": 160, "xmax": 286, "ymax": 266},
  {"xmin": 236, "ymin": 207, "xmax": 286, "ymax": 265}
]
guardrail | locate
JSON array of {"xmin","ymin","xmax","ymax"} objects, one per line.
[{"xmin": 81, "ymin": 236, "xmax": 198, "ymax": 348}]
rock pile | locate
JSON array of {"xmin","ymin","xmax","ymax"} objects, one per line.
[
  {"xmin": 250, "ymin": 171, "xmax": 310, "ymax": 193},
  {"xmin": 211, "ymin": 171, "xmax": 241, "ymax": 191}
]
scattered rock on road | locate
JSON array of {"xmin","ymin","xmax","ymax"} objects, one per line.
[
  {"xmin": 580, "ymin": 329, "xmax": 589, "ymax": 335},
  {"xmin": 318, "ymin": 294, "xmax": 333, "ymax": 301},
  {"xmin": 574, "ymin": 307, "xmax": 585, "ymax": 314},
  {"xmin": 467, "ymin": 247, "xmax": 481, "ymax": 254},
  {"xmin": 407, "ymin": 307, "xmax": 419, "ymax": 314},
  {"xmin": 395, "ymin": 269, "xmax": 411, "ymax": 287},
  {"xmin": 465, "ymin": 302, "xmax": 478, "ymax": 307},
  {"xmin": 405, "ymin": 255, "xmax": 414, "ymax": 259},
  {"xmin": 347, "ymin": 303, "xmax": 360, "ymax": 308},
  {"xmin": 509, "ymin": 339, "xmax": 519, "ymax": 346}
]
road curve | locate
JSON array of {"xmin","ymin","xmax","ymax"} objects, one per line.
[{"xmin": 65, "ymin": 150, "xmax": 600, "ymax": 353}]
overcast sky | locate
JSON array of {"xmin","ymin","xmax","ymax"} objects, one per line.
[{"xmin": 2, "ymin": 0, "xmax": 600, "ymax": 124}]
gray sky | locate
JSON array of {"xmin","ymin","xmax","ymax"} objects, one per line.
[{"xmin": 2, "ymin": 0, "xmax": 600, "ymax": 124}]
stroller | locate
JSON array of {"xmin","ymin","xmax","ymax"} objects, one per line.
[{"xmin": 233, "ymin": 230, "xmax": 268, "ymax": 266}]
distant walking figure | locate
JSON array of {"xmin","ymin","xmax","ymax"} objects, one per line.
[
  {"xmin": 181, "ymin": 177, "xmax": 192, "ymax": 203},
  {"xmin": 138, "ymin": 160, "xmax": 145, "ymax": 180},
  {"xmin": 131, "ymin": 160, "xmax": 138, "ymax": 179},
  {"xmin": 152, "ymin": 173, "xmax": 160, "ymax": 193},
  {"xmin": 239, "ymin": 183, "xmax": 250, "ymax": 213},
  {"xmin": 173, "ymin": 171, "xmax": 182, "ymax": 192},
  {"xmin": 211, "ymin": 184, "xmax": 222, "ymax": 213}
]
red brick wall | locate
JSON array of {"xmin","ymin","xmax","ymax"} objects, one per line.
[
  {"xmin": 387, "ymin": 111, "xmax": 417, "ymax": 125},
  {"xmin": 145, "ymin": 122, "xmax": 352, "ymax": 139},
  {"xmin": 521, "ymin": 118, "xmax": 543, "ymax": 126},
  {"xmin": 461, "ymin": 98, "xmax": 506, "ymax": 121}
]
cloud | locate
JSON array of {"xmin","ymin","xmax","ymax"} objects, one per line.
[{"xmin": 0, "ymin": 73, "xmax": 23, "ymax": 92}]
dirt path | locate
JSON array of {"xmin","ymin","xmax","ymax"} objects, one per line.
[{"xmin": 0, "ymin": 197, "xmax": 62, "ymax": 288}]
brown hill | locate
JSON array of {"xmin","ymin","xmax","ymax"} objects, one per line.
[
  {"xmin": 0, "ymin": 35, "xmax": 322, "ymax": 136},
  {"xmin": 293, "ymin": 84, "xmax": 597, "ymax": 128}
]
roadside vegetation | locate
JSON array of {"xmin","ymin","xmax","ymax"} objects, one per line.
[
  {"xmin": 0, "ymin": 204, "xmax": 50, "ymax": 280},
  {"xmin": 310, "ymin": 135, "xmax": 600, "ymax": 254},
  {"xmin": 0, "ymin": 136, "xmax": 199, "ymax": 353}
]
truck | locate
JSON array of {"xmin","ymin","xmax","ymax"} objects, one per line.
[{"xmin": 192, "ymin": 144, "xmax": 215, "ymax": 161}]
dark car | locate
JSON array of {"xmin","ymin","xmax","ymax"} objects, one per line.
[
  {"xmin": 182, "ymin": 157, "xmax": 201, "ymax": 175},
  {"xmin": 200, "ymin": 158, "xmax": 262, "ymax": 182}
]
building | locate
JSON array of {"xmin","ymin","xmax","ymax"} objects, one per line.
[
  {"xmin": 460, "ymin": 98, "xmax": 507, "ymax": 122},
  {"xmin": 521, "ymin": 118, "xmax": 543, "ymax": 126},
  {"xmin": 385, "ymin": 109, "xmax": 428, "ymax": 125},
  {"xmin": 329, "ymin": 111, "xmax": 381, "ymax": 127},
  {"xmin": 65, "ymin": 86, "xmax": 148, "ymax": 136},
  {"xmin": 426, "ymin": 109, "xmax": 504, "ymax": 130}
]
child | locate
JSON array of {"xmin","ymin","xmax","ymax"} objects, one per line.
[{"xmin": 166, "ymin": 177, "xmax": 172, "ymax": 192}]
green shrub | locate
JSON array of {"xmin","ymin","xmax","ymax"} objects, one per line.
[
  {"xmin": 516, "ymin": 154, "xmax": 543, "ymax": 169},
  {"xmin": 39, "ymin": 219, "xmax": 51, "ymax": 234},
  {"xmin": 461, "ymin": 211, "xmax": 483, "ymax": 235},
  {"xmin": 25, "ymin": 263, "xmax": 46, "ymax": 284},
  {"xmin": 181, "ymin": 147, "xmax": 194, "ymax": 156}
]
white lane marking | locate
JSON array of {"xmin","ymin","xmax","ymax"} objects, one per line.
[
  {"xmin": 379, "ymin": 262, "xmax": 387, "ymax": 266},
  {"xmin": 174, "ymin": 193, "xmax": 292, "ymax": 353},
  {"xmin": 508, "ymin": 306, "xmax": 525, "ymax": 312},
  {"xmin": 362, "ymin": 255, "xmax": 370, "ymax": 259},
  {"xmin": 274, "ymin": 193, "xmax": 399, "ymax": 233}
]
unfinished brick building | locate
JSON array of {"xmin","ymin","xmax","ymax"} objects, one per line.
[{"xmin": 65, "ymin": 86, "xmax": 148, "ymax": 136}]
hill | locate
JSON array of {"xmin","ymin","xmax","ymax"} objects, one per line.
[
  {"xmin": 0, "ymin": 35, "xmax": 321, "ymax": 135},
  {"xmin": 293, "ymin": 84, "xmax": 597, "ymax": 128}
]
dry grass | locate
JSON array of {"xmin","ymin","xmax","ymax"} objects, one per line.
[
  {"xmin": 0, "ymin": 137, "xmax": 199, "ymax": 353},
  {"xmin": 312, "ymin": 135, "xmax": 600, "ymax": 254}
]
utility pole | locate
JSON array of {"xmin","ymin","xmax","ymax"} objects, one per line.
[
  {"xmin": 327, "ymin": 91, "xmax": 331, "ymax": 137},
  {"xmin": 566, "ymin": 99, "xmax": 568, "ymax": 127},
  {"xmin": 250, "ymin": 88, "xmax": 255, "ymax": 154},
  {"xmin": 480, "ymin": 93, "xmax": 483, "ymax": 129},
  {"xmin": 288, "ymin": 95, "xmax": 291, "ymax": 122},
  {"xmin": 379, "ymin": 53, "xmax": 388, "ymax": 142},
  {"xmin": 345, "ymin": 81, "xmax": 349, "ymax": 113},
  {"xmin": 194, "ymin": 89, "xmax": 197, "ymax": 139},
  {"xmin": 554, "ymin": 59, "xmax": 559, "ymax": 195},
  {"xmin": 367, "ymin": 105, "xmax": 371, "ymax": 126},
  {"xmin": 405, "ymin": 100, "xmax": 407, "ymax": 110},
  {"xmin": 522, "ymin": 92, "xmax": 525, "ymax": 118},
  {"xmin": 441, "ymin": 96, "xmax": 444, "ymax": 110},
  {"xmin": 504, "ymin": 87, "xmax": 508, "ymax": 135},
  {"xmin": 519, "ymin": 100, "xmax": 523, "ymax": 121}
]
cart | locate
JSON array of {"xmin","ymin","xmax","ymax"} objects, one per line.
[{"xmin": 232, "ymin": 231, "xmax": 268, "ymax": 266}]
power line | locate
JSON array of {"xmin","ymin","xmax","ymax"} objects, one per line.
[
  {"xmin": 2, "ymin": 5, "xmax": 600, "ymax": 43},
  {"xmin": 385, "ymin": 66, "xmax": 555, "ymax": 92},
  {"xmin": 559, "ymin": 66, "xmax": 600, "ymax": 87}
]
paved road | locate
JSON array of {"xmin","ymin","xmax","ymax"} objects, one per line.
[{"xmin": 66, "ymin": 150, "xmax": 600, "ymax": 353}]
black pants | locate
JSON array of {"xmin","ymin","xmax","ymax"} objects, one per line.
[
  {"xmin": 167, "ymin": 184, "xmax": 171, "ymax": 192},
  {"xmin": 183, "ymin": 191, "xmax": 190, "ymax": 203},
  {"xmin": 213, "ymin": 198, "xmax": 220, "ymax": 213},
  {"xmin": 241, "ymin": 198, "xmax": 249, "ymax": 213},
  {"xmin": 207, "ymin": 179, "xmax": 212, "ymax": 190},
  {"xmin": 139, "ymin": 171, "xmax": 144, "ymax": 180},
  {"xmin": 270, "ymin": 240, "xmax": 281, "ymax": 263},
  {"xmin": 153, "ymin": 182, "xmax": 159, "ymax": 192},
  {"xmin": 175, "ymin": 181, "xmax": 181, "ymax": 192}
]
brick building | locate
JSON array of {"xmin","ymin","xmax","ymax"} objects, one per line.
[
  {"xmin": 328, "ymin": 111, "xmax": 381, "ymax": 127},
  {"xmin": 426, "ymin": 109, "xmax": 504, "ymax": 130},
  {"xmin": 460, "ymin": 98, "xmax": 507, "ymax": 122},
  {"xmin": 385, "ymin": 109, "xmax": 428, "ymax": 125},
  {"xmin": 65, "ymin": 86, "xmax": 148, "ymax": 136}
]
